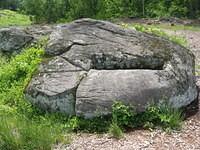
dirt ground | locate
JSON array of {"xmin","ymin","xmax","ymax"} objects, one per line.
[{"xmin": 55, "ymin": 21, "xmax": 200, "ymax": 150}]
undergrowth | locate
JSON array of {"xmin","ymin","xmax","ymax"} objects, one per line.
[
  {"xmin": 108, "ymin": 101, "xmax": 183, "ymax": 138},
  {"xmin": 65, "ymin": 101, "xmax": 183, "ymax": 139}
]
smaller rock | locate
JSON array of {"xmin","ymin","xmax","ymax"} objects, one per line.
[{"xmin": 0, "ymin": 27, "xmax": 33, "ymax": 54}]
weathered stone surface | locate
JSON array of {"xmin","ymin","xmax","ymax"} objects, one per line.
[
  {"xmin": 0, "ymin": 27, "xmax": 33, "ymax": 53},
  {"xmin": 26, "ymin": 18, "xmax": 197, "ymax": 118}
]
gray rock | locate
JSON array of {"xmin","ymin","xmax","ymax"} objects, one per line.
[
  {"xmin": 26, "ymin": 18, "xmax": 197, "ymax": 118},
  {"xmin": 0, "ymin": 27, "xmax": 33, "ymax": 54}
]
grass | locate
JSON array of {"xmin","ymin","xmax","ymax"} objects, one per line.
[
  {"xmin": 0, "ymin": 10, "xmax": 32, "ymax": 28},
  {"xmin": 121, "ymin": 23, "xmax": 188, "ymax": 47},
  {"xmin": 148, "ymin": 27, "xmax": 188, "ymax": 47},
  {"xmin": 0, "ymin": 114, "xmax": 69, "ymax": 150},
  {"xmin": 109, "ymin": 122, "xmax": 124, "ymax": 139}
]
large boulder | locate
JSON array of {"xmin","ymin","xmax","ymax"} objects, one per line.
[
  {"xmin": 26, "ymin": 18, "xmax": 198, "ymax": 118},
  {"xmin": 0, "ymin": 27, "xmax": 33, "ymax": 54}
]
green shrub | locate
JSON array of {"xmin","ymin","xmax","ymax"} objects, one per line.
[
  {"xmin": 134, "ymin": 25, "xmax": 187, "ymax": 47},
  {"xmin": 148, "ymin": 25, "xmax": 200, "ymax": 31},
  {"xmin": 112, "ymin": 101, "xmax": 134, "ymax": 128},
  {"xmin": 0, "ymin": 47, "xmax": 44, "ymax": 107},
  {"xmin": 149, "ymin": 28, "xmax": 187, "ymax": 47}
]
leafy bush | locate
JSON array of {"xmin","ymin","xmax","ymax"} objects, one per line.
[
  {"xmin": 0, "ymin": 47, "xmax": 44, "ymax": 107},
  {"xmin": 148, "ymin": 28, "xmax": 187, "ymax": 47},
  {"xmin": 112, "ymin": 101, "xmax": 134, "ymax": 128},
  {"xmin": 156, "ymin": 101, "xmax": 183, "ymax": 130}
]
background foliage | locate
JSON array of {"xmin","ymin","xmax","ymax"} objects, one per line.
[{"xmin": 1, "ymin": 0, "xmax": 200, "ymax": 23}]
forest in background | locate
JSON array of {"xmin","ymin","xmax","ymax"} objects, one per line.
[{"xmin": 0, "ymin": 0, "xmax": 200, "ymax": 23}]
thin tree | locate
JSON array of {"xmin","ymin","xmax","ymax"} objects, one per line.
[{"xmin": 142, "ymin": 0, "xmax": 145, "ymax": 17}]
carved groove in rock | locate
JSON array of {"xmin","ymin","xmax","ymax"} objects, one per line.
[{"xmin": 26, "ymin": 18, "xmax": 198, "ymax": 118}]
